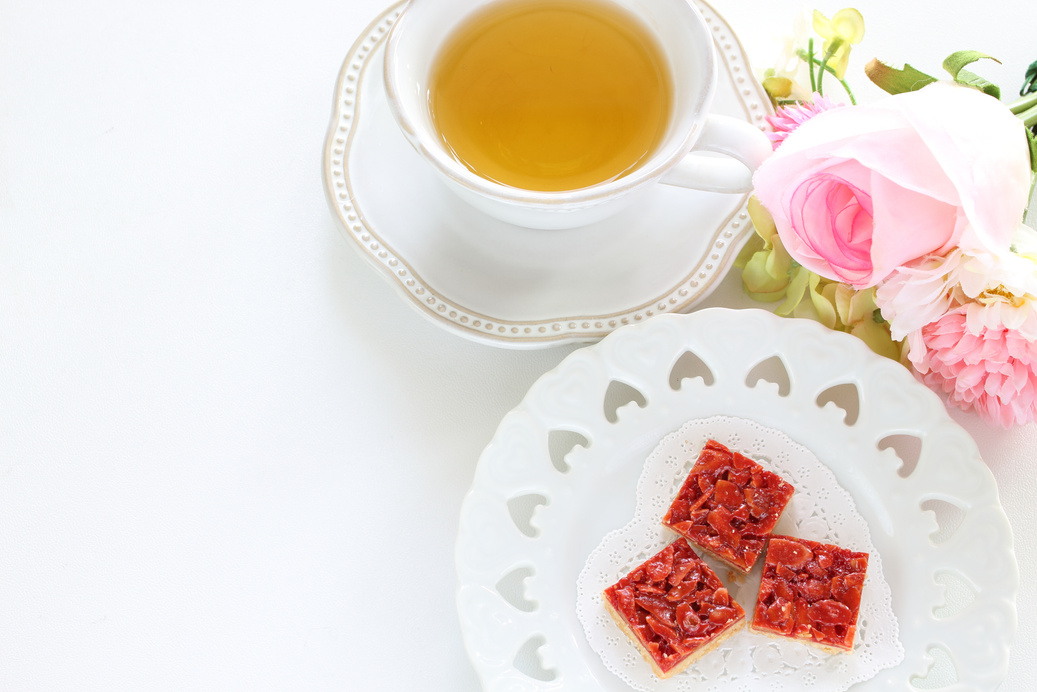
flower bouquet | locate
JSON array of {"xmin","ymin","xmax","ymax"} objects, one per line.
[{"xmin": 738, "ymin": 8, "xmax": 1037, "ymax": 427}]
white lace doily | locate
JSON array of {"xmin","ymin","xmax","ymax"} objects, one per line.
[{"xmin": 576, "ymin": 415, "xmax": 905, "ymax": 691}]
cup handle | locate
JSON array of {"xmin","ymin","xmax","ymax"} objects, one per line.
[{"xmin": 660, "ymin": 114, "xmax": 773, "ymax": 193}]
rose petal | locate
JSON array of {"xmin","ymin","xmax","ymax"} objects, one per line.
[{"xmin": 873, "ymin": 83, "xmax": 1030, "ymax": 254}]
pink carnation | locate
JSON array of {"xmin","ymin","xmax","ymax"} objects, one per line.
[
  {"xmin": 765, "ymin": 95, "xmax": 842, "ymax": 149},
  {"xmin": 908, "ymin": 309, "xmax": 1037, "ymax": 427}
]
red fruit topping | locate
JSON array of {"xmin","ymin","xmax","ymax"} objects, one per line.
[
  {"xmin": 662, "ymin": 440, "xmax": 794, "ymax": 572},
  {"xmin": 603, "ymin": 540, "xmax": 746, "ymax": 677},
  {"xmin": 808, "ymin": 600, "xmax": 853, "ymax": 627},
  {"xmin": 767, "ymin": 538, "xmax": 812, "ymax": 570},
  {"xmin": 750, "ymin": 535, "xmax": 868, "ymax": 652},
  {"xmin": 714, "ymin": 479, "xmax": 744, "ymax": 509}
]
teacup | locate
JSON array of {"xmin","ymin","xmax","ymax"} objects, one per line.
[{"xmin": 385, "ymin": 0, "xmax": 772, "ymax": 230}]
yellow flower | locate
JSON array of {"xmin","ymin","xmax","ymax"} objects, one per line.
[{"xmin": 812, "ymin": 8, "xmax": 865, "ymax": 79}]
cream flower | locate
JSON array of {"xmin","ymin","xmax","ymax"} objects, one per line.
[
  {"xmin": 758, "ymin": 9, "xmax": 814, "ymax": 103},
  {"xmin": 957, "ymin": 226, "xmax": 1037, "ymax": 339},
  {"xmin": 877, "ymin": 224, "xmax": 1037, "ymax": 341},
  {"xmin": 874, "ymin": 250, "xmax": 964, "ymax": 340}
]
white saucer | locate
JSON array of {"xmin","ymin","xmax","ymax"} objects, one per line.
[{"xmin": 323, "ymin": 0, "xmax": 772, "ymax": 348}]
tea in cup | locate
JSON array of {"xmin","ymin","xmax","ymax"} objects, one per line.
[
  {"xmin": 429, "ymin": 0, "xmax": 672, "ymax": 193},
  {"xmin": 385, "ymin": 0, "xmax": 771, "ymax": 229}
]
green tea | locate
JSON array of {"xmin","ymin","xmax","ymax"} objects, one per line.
[{"xmin": 429, "ymin": 0, "xmax": 673, "ymax": 191}]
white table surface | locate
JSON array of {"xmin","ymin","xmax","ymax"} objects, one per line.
[{"xmin": 2, "ymin": 0, "xmax": 1034, "ymax": 689}]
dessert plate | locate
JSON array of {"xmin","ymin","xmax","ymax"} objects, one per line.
[
  {"xmin": 455, "ymin": 308, "xmax": 1017, "ymax": 690},
  {"xmin": 322, "ymin": 0, "xmax": 771, "ymax": 348}
]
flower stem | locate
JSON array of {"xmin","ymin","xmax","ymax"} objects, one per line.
[
  {"xmin": 808, "ymin": 39, "xmax": 817, "ymax": 93},
  {"xmin": 816, "ymin": 41, "xmax": 842, "ymax": 98},
  {"xmin": 1011, "ymin": 91, "xmax": 1037, "ymax": 115},
  {"xmin": 839, "ymin": 78, "xmax": 858, "ymax": 105},
  {"xmin": 797, "ymin": 48, "xmax": 857, "ymax": 104},
  {"xmin": 1018, "ymin": 103, "xmax": 1037, "ymax": 128}
]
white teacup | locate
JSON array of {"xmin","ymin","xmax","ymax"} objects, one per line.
[{"xmin": 385, "ymin": 0, "xmax": 772, "ymax": 230}]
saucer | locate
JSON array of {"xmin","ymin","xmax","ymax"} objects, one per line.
[{"xmin": 323, "ymin": 0, "xmax": 772, "ymax": 348}]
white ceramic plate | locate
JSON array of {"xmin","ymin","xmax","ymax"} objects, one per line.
[
  {"xmin": 455, "ymin": 308, "xmax": 1017, "ymax": 690},
  {"xmin": 322, "ymin": 1, "xmax": 771, "ymax": 348}
]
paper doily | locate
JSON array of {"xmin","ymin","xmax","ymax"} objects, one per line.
[{"xmin": 576, "ymin": 416, "xmax": 904, "ymax": 691}]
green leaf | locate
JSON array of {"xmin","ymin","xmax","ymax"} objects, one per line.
[
  {"xmin": 1023, "ymin": 60, "xmax": 1037, "ymax": 96},
  {"xmin": 956, "ymin": 68, "xmax": 1001, "ymax": 99},
  {"xmin": 1026, "ymin": 127, "xmax": 1037, "ymax": 176},
  {"xmin": 943, "ymin": 50, "xmax": 1001, "ymax": 81},
  {"xmin": 942, "ymin": 51, "xmax": 1002, "ymax": 98},
  {"xmin": 865, "ymin": 58, "xmax": 937, "ymax": 95}
]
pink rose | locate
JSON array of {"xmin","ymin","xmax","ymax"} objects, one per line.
[{"xmin": 753, "ymin": 83, "xmax": 1032, "ymax": 288}]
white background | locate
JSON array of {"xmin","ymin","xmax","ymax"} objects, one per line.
[{"xmin": 1, "ymin": 0, "xmax": 1034, "ymax": 689}]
